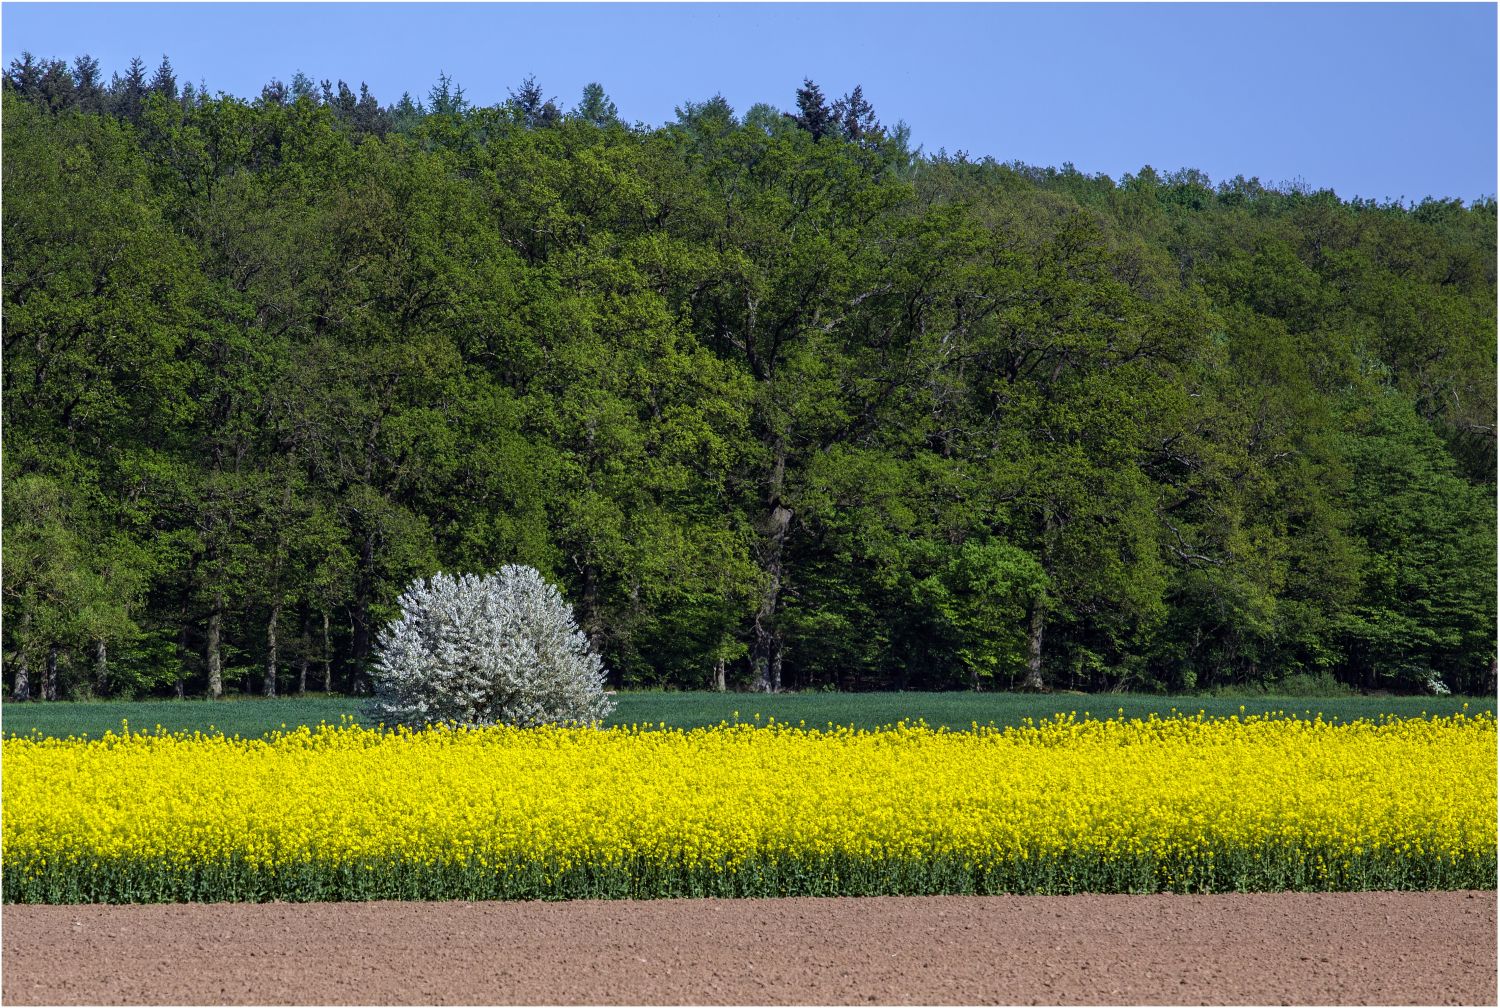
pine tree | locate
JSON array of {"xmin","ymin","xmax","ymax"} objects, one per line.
[
  {"xmin": 332, "ymin": 80, "xmax": 359, "ymax": 120},
  {"xmin": 352, "ymin": 82, "xmax": 388, "ymax": 135},
  {"xmin": 428, "ymin": 71, "xmax": 468, "ymax": 117},
  {"xmin": 832, "ymin": 84, "xmax": 884, "ymax": 146},
  {"xmin": 35, "ymin": 57, "xmax": 75, "ymax": 113},
  {"xmin": 4, "ymin": 54, "xmax": 75, "ymax": 113},
  {"xmin": 388, "ymin": 91, "xmax": 425, "ymax": 132},
  {"xmin": 791, "ymin": 78, "xmax": 833, "ymax": 140},
  {"xmin": 572, "ymin": 82, "xmax": 619, "ymax": 127},
  {"xmin": 71, "ymin": 55, "xmax": 104, "ymax": 112},
  {"xmin": 149, "ymin": 55, "xmax": 176, "ymax": 101},
  {"xmin": 507, "ymin": 74, "xmax": 558, "ymax": 127},
  {"xmin": 109, "ymin": 56, "xmax": 148, "ymax": 122},
  {"xmin": 4, "ymin": 52, "xmax": 43, "ymax": 98}
]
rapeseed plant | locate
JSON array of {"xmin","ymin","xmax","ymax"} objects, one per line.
[{"xmin": 2, "ymin": 712, "xmax": 1493, "ymax": 903}]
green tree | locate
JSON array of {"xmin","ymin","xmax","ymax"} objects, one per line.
[
  {"xmin": 1335, "ymin": 390, "xmax": 1496, "ymax": 694},
  {"xmin": 572, "ymin": 82, "xmax": 619, "ymax": 127},
  {"xmin": 791, "ymin": 78, "xmax": 832, "ymax": 140}
]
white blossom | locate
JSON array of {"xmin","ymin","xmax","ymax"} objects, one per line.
[{"xmin": 366, "ymin": 566, "xmax": 615, "ymax": 728}]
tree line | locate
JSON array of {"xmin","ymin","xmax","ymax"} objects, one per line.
[{"xmin": 3, "ymin": 56, "xmax": 1495, "ymax": 701}]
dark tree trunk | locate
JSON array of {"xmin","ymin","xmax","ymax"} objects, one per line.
[
  {"xmin": 1020, "ymin": 500, "xmax": 1055, "ymax": 694},
  {"xmin": 321, "ymin": 610, "xmax": 332, "ymax": 693},
  {"xmin": 712, "ymin": 656, "xmax": 726, "ymax": 692},
  {"xmin": 206, "ymin": 601, "xmax": 224, "ymax": 699},
  {"xmin": 1020, "ymin": 598, "xmax": 1046, "ymax": 692},
  {"xmin": 577, "ymin": 562, "xmax": 606, "ymax": 656},
  {"xmin": 264, "ymin": 603, "xmax": 280, "ymax": 698},
  {"xmin": 12, "ymin": 649, "xmax": 31, "ymax": 701},
  {"xmin": 174, "ymin": 619, "xmax": 189, "ymax": 699},
  {"xmin": 42, "ymin": 644, "xmax": 59, "ymax": 701},
  {"xmin": 350, "ymin": 534, "xmax": 376, "ymax": 694},
  {"xmin": 12, "ymin": 610, "xmax": 33, "ymax": 701},
  {"xmin": 296, "ymin": 606, "xmax": 310, "ymax": 696},
  {"xmin": 751, "ymin": 440, "xmax": 792, "ymax": 693},
  {"xmin": 93, "ymin": 639, "xmax": 108, "ymax": 696},
  {"xmin": 265, "ymin": 482, "xmax": 291, "ymax": 701}
]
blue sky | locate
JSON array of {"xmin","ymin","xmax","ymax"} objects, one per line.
[{"xmin": 2, "ymin": 3, "xmax": 1495, "ymax": 202}]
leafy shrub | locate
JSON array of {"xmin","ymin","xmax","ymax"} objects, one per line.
[
  {"xmin": 1273, "ymin": 671, "xmax": 1358, "ymax": 697},
  {"xmin": 1201, "ymin": 670, "xmax": 1357, "ymax": 698},
  {"xmin": 366, "ymin": 566, "xmax": 615, "ymax": 729}
]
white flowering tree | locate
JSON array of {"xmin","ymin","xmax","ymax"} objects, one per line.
[{"xmin": 366, "ymin": 566, "xmax": 615, "ymax": 728}]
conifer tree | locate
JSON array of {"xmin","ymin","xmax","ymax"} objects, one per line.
[
  {"xmin": 832, "ymin": 84, "xmax": 883, "ymax": 146},
  {"xmin": 148, "ymin": 55, "xmax": 176, "ymax": 100},
  {"xmin": 572, "ymin": 82, "xmax": 619, "ymax": 126},
  {"xmin": 791, "ymin": 78, "xmax": 832, "ymax": 139},
  {"xmin": 507, "ymin": 74, "xmax": 558, "ymax": 127},
  {"xmin": 71, "ymin": 55, "xmax": 104, "ymax": 112},
  {"xmin": 109, "ymin": 56, "xmax": 148, "ymax": 122}
]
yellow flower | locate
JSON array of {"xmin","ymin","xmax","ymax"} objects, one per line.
[{"xmin": 2, "ymin": 712, "xmax": 1493, "ymax": 900}]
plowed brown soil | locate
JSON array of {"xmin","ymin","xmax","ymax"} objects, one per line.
[{"xmin": 3, "ymin": 891, "xmax": 1495, "ymax": 1005}]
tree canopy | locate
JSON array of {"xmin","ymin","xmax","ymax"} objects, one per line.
[{"xmin": 4, "ymin": 59, "xmax": 1494, "ymax": 699}]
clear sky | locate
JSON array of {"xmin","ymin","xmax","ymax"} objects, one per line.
[{"xmin": 2, "ymin": 2, "xmax": 1495, "ymax": 202}]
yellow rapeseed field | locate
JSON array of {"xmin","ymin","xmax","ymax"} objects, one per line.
[{"xmin": 3, "ymin": 711, "xmax": 1494, "ymax": 902}]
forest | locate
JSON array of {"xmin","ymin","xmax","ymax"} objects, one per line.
[{"xmin": 2, "ymin": 54, "xmax": 1495, "ymax": 701}]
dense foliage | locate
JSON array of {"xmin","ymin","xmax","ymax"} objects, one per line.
[
  {"xmin": 4, "ymin": 713, "xmax": 1494, "ymax": 902},
  {"xmin": 3, "ymin": 56, "xmax": 1495, "ymax": 699}
]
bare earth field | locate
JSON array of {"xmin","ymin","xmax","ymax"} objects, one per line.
[{"xmin": 3, "ymin": 892, "xmax": 1495, "ymax": 1006}]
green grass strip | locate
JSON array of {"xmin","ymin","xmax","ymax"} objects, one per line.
[{"xmin": 6, "ymin": 846, "xmax": 1493, "ymax": 904}]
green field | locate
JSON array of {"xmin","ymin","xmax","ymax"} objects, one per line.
[{"xmin": 2, "ymin": 691, "xmax": 1490, "ymax": 740}]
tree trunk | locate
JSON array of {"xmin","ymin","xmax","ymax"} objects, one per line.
[
  {"xmin": 43, "ymin": 644, "xmax": 59, "ymax": 701},
  {"xmin": 264, "ymin": 603, "xmax": 280, "ymax": 698},
  {"xmin": 349, "ymin": 532, "xmax": 379, "ymax": 694},
  {"xmin": 712, "ymin": 656, "xmax": 726, "ymax": 692},
  {"xmin": 206, "ymin": 601, "xmax": 224, "ymax": 699},
  {"xmin": 12, "ymin": 610, "xmax": 33, "ymax": 701},
  {"xmin": 296, "ymin": 607, "xmax": 310, "ymax": 696},
  {"xmin": 12, "ymin": 649, "xmax": 31, "ymax": 702},
  {"xmin": 321, "ymin": 610, "xmax": 332, "ymax": 693},
  {"xmin": 265, "ymin": 481, "xmax": 292, "ymax": 702},
  {"xmin": 576, "ymin": 562, "xmax": 607, "ymax": 657},
  {"xmin": 94, "ymin": 639, "xmax": 109, "ymax": 697},
  {"xmin": 174, "ymin": 619, "xmax": 189, "ymax": 699},
  {"xmin": 1020, "ymin": 598, "xmax": 1046, "ymax": 692},
  {"xmin": 751, "ymin": 440, "xmax": 792, "ymax": 693}
]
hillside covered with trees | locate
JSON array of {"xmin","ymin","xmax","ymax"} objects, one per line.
[{"xmin": 3, "ymin": 55, "xmax": 1495, "ymax": 700}]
